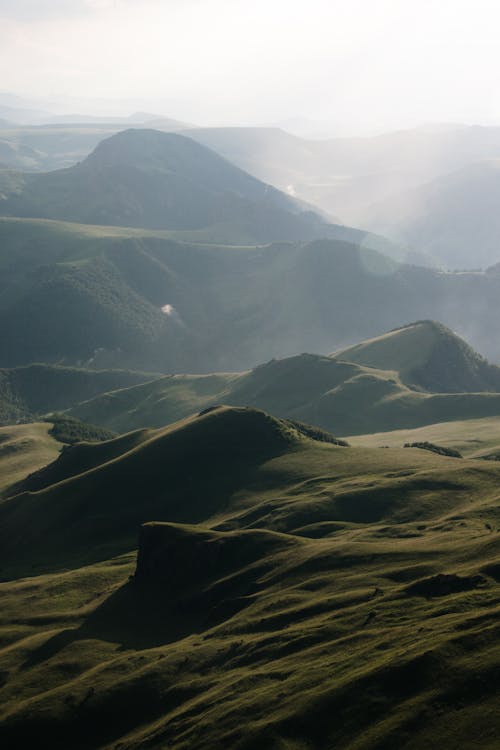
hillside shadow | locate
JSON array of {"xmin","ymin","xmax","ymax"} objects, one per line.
[
  {"xmin": 21, "ymin": 566, "xmax": 264, "ymax": 669},
  {"xmin": 22, "ymin": 581, "xmax": 202, "ymax": 669}
]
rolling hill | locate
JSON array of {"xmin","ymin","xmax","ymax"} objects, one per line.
[
  {"xmin": 0, "ymin": 422, "xmax": 61, "ymax": 498},
  {"xmin": 0, "ymin": 406, "xmax": 347, "ymax": 573},
  {"xmin": 331, "ymin": 320, "xmax": 500, "ymax": 393},
  {"xmin": 67, "ymin": 322, "xmax": 500, "ymax": 436},
  {"xmin": 0, "ymin": 363, "xmax": 156, "ymax": 425},
  {"xmin": 0, "ymin": 416, "xmax": 115, "ymax": 500},
  {"xmin": 347, "ymin": 415, "xmax": 500, "ymax": 459},
  {"xmin": 2, "ymin": 406, "xmax": 500, "ymax": 748}
]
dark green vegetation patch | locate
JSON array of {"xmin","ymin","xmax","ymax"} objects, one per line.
[
  {"xmin": 47, "ymin": 415, "xmax": 117, "ymax": 445},
  {"xmin": 404, "ymin": 441, "xmax": 463, "ymax": 458}
]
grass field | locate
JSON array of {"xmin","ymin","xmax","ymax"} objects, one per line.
[
  {"xmin": 0, "ymin": 422, "xmax": 61, "ymax": 498},
  {"xmin": 347, "ymin": 415, "xmax": 500, "ymax": 458},
  {"xmin": 1, "ymin": 407, "xmax": 500, "ymax": 748},
  {"xmin": 332, "ymin": 320, "xmax": 439, "ymax": 373}
]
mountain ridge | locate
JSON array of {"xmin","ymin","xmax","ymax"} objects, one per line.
[
  {"xmin": 331, "ymin": 320, "xmax": 500, "ymax": 393},
  {"xmin": 0, "ymin": 129, "xmax": 333, "ymax": 241},
  {"xmin": 67, "ymin": 322, "xmax": 500, "ymax": 437}
]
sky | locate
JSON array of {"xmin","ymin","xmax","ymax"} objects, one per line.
[{"xmin": 1, "ymin": 0, "xmax": 500, "ymax": 134}]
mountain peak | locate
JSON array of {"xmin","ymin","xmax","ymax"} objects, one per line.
[
  {"xmin": 332, "ymin": 320, "xmax": 500, "ymax": 393},
  {"xmin": 0, "ymin": 128, "xmax": 331, "ymax": 240},
  {"xmin": 85, "ymin": 128, "xmax": 204, "ymax": 168}
]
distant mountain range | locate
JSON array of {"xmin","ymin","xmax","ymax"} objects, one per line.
[
  {"xmin": 364, "ymin": 160, "xmax": 500, "ymax": 268},
  {"xmin": 4, "ymin": 122, "xmax": 500, "ymax": 267},
  {"xmin": 2, "ymin": 128, "xmax": 500, "ymax": 384},
  {"xmin": 188, "ymin": 123, "xmax": 500, "ymax": 221},
  {"xmin": 0, "ymin": 129, "xmax": 336, "ymax": 242},
  {"xmin": 2, "ymin": 213, "xmax": 500, "ymax": 373}
]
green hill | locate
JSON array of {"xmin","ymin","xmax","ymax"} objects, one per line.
[
  {"xmin": 67, "ymin": 325, "xmax": 500, "ymax": 436},
  {"xmin": 0, "ymin": 422, "xmax": 61, "ymax": 498},
  {"xmin": 331, "ymin": 320, "xmax": 500, "ymax": 393},
  {"xmin": 0, "ymin": 406, "xmax": 346, "ymax": 574},
  {"xmin": 347, "ymin": 415, "xmax": 500, "ymax": 458},
  {"xmin": 0, "ymin": 363, "xmax": 157, "ymax": 425},
  {"xmin": 2, "ymin": 406, "xmax": 500, "ymax": 748}
]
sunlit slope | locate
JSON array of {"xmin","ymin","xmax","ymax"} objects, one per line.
[
  {"xmin": 347, "ymin": 416, "xmax": 500, "ymax": 459},
  {"xmin": 331, "ymin": 320, "xmax": 500, "ymax": 392},
  {"xmin": 1, "ymin": 405, "xmax": 500, "ymax": 577},
  {"xmin": 2, "ymin": 407, "xmax": 500, "ymax": 747},
  {"xmin": 0, "ymin": 422, "xmax": 61, "ymax": 498},
  {"xmin": 69, "ymin": 345, "xmax": 500, "ymax": 436},
  {"xmin": 68, "ymin": 356, "xmax": 363, "ymax": 433},
  {"xmin": 0, "ymin": 407, "xmax": 346, "ymax": 575},
  {"xmin": 68, "ymin": 372, "xmax": 241, "ymax": 432}
]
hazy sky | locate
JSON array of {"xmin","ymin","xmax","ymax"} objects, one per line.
[{"xmin": 1, "ymin": 0, "xmax": 500, "ymax": 133}]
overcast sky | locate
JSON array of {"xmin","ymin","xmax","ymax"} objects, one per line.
[{"xmin": 1, "ymin": 0, "xmax": 500, "ymax": 133}]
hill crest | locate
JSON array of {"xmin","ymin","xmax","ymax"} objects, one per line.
[
  {"xmin": 0, "ymin": 129, "xmax": 332, "ymax": 241},
  {"xmin": 331, "ymin": 320, "xmax": 500, "ymax": 393}
]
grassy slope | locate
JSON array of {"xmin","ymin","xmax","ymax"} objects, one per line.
[
  {"xmin": 67, "ymin": 372, "xmax": 241, "ymax": 431},
  {"xmin": 347, "ymin": 416, "xmax": 500, "ymax": 458},
  {"xmin": 0, "ymin": 363, "xmax": 156, "ymax": 425},
  {"xmin": 332, "ymin": 321, "xmax": 438, "ymax": 371},
  {"xmin": 2, "ymin": 407, "xmax": 500, "ymax": 747},
  {"xmin": 331, "ymin": 320, "xmax": 500, "ymax": 393},
  {"xmin": 0, "ymin": 422, "xmax": 61, "ymax": 498},
  {"xmin": 69, "ymin": 350, "xmax": 500, "ymax": 437},
  {"xmin": 0, "ymin": 407, "xmax": 349, "ymax": 575}
]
